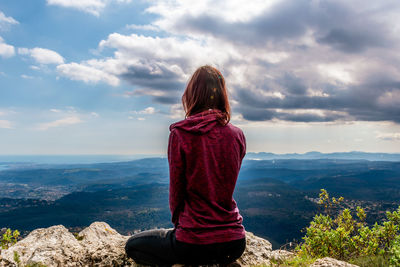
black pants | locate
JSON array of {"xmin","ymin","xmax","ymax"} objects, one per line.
[{"xmin": 125, "ymin": 228, "xmax": 246, "ymax": 266}]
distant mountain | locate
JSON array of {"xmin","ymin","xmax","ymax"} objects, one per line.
[
  {"xmin": 246, "ymin": 151, "xmax": 400, "ymax": 161},
  {"xmin": 0, "ymin": 154, "xmax": 163, "ymax": 165}
]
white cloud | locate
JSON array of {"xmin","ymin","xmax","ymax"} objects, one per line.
[
  {"xmin": 57, "ymin": 62, "xmax": 120, "ymax": 86},
  {"xmin": 129, "ymin": 107, "xmax": 156, "ymax": 120},
  {"xmin": 18, "ymin": 47, "xmax": 64, "ymax": 64},
  {"xmin": 0, "ymin": 36, "xmax": 15, "ymax": 58},
  {"xmin": 377, "ymin": 132, "xmax": 400, "ymax": 141},
  {"xmin": 145, "ymin": 0, "xmax": 281, "ymax": 25},
  {"xmin": 46, "ymin": 0, "xmax": 132, "ymax": 16},
  {"xmin": 0, "ymin": 11, "xmax": 19, "ymax": 30},
  {"xmin": 0, "ymin": 119, "xmax": 12, "ymax": 129},
  {"xmin": 169, "ymin": 104, "xmax": 185, "ymax": 119},
  {"xmin": 258, "ymin": 51, "xmax": 290, "ymax": 64},
  {"xmin": 59, "ymin": 32, "xmax": 238, "ymax": 94},
  {"xmin": 98, "ymin": 33, "xmax": 236, "ymax": 68},
  {"xmin": 133, "ymin": 107, "xmax": 156, "ymax": 115},
  {"xmin": 126, "ymin": 24, "xmax": 160, "ymax": 31},
  {"xmin": 37, "ymin": 116, "xmax": 83, "ymax": 130},
  {"xmin": 317, "ymin": 63, "xmax": 355, "ymax": 84},
  {"xmin": 0, "ymin": 11, "xmax": 18, "ymax": 24},
  {"xmin": 307, "ymin": 89, "xmax": 330, "ymax": 98},
  {"xmin": 21, "ymin": 74, "xmax": 34, "ymax": 79},
  {"xmin": 142, "ymin": 107, "xmax": 156, "ymax": 114},
  {"xmin": 47, "ymin": 0, "xmax": 106, "ymax": 16}
]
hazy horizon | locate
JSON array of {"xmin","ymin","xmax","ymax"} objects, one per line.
[
  {"xmin": 0, "ymin": 151, "xmax": 400, "ymax": 165},
  {"xmin": 1, "ymin": 150, "xmax": 400, "ymax": 156}
]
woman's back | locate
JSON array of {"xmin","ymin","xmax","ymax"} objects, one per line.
[
  {"xmin": 168, "ymin": 108, "xmax": 246, "ymax": 244},
  {"xmin": 126, "ymin": 65, "xmax": 247, "ymax": 266}
]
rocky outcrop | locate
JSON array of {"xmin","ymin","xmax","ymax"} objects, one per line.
[
  {"xmin": 0, "ymin": 222, "xmax": 132, "ymax": 267},
  {"xmin": 0, "ymin": 222, "xmax": 283, "ymax": 267},
  {"xmin": 0, "ymin": 222, "xmax": 357, "ymax": 267},
  {"xmin": 310, "ymin": 257, "xmax": 359, "ymax": 267}
]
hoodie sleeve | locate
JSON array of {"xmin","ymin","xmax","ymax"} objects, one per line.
[{"xmin": 168, "ymin": 129, "xmax": 186, "ymax": 227}]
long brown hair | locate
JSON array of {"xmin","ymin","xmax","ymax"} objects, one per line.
[{"xmin": 182, "ymin": 65, "xmax": 231, "ymax": 125}]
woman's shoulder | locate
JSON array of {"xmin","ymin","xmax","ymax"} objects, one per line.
[
  {"xmin": 225, "ymin": 122, "xmax": 244, "ymax": 134},
  {"xmin": 221, "ymin": 123, "xmax": 245, "ymax": 142}
]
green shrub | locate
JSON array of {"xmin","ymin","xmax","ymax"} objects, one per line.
[
  {"xmin": 73, "ymin": 232, "xmax": 84, "ymax": 241},
  {"xmin": 1, "ymin": 228, "xmax": 20, "ymax": 249},
  {"xmin": 297, "ymin": 189, "xmax": 400, "ymax": 262},
  {"xmin": 349, "ymin": 255, "xmax": 390, "ymax": 267},
  {"xmin": 389, "ymin": 236, "xmax": 400, "ymax": 267}
]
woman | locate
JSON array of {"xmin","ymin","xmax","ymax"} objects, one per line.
[{"xmin": 125, "ymin": 65, "xmax": 247, "ymax": 266}]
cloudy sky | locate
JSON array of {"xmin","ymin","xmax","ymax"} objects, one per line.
[{"xmin": 0, "ymin": 0, "xmax": 399, "ymax": 155}]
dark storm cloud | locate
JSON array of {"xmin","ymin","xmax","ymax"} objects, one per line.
[
  {"xmin": 317, "ymin": 28, "xmax": 388, "ymax": 53},
  {"xmin": 235, "ymin": 74, "xmax": 400, "ymax": 123},
  {"xmin": 349, "ymin": 104, "xmax": 400, "ymax": 124},
  {"xmin": 152, "ymin": 95, "xmax": 181, "ymax": 104},
  {"xmin": 279, "ymin": 73, "xmax": 308, "ymax": 95},
  {"xmin": 120, "ymin": 65, "xmax": 185, "ymax": 92},
  {"xmin": 119, "ymin": 64, "xmax": 185, "ymax": 104},
  {"xmin": 238, "ymin": 107, "xmax": 276, "ymax": 121},
  {"xmin": 238, "ymin": 106, "xmax": 346, "ymax": 122},
  {"xmin": 119, "ymin": 0, "xmax": 400, "ymax": 124},
  {"xmin": 172, "ymin": 0, "xmax": 393, "ymax": 52}
]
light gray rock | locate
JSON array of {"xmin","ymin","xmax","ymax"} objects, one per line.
[
  {"xmin": 237, "ymin": 231, "xmax": 272, "ymax": 266},
  {"xmin": 0, "ymin": 224, "xmax": 85, "ymax": 266},
  {"xmin": 310, "ymin": 257, "xmax": 359, "ymax": 267},
  {"xmin": 77, "ymin": 221, "xmax": 135, "ymax": 266},
  {"xmin": 0, "ymin": 221, "xmax": 355, "ymax": 267},
  {"xmin": 0, "ymin": 222, "xmax": 134, "ymax": 267}
]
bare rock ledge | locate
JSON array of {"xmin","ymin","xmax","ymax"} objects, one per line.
[{"xmin": 0, "ymin": 222, "xmax": 357, "ymax": 267}]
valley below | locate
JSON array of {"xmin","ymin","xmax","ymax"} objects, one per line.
[{"xmin": 1, "ymin": 154, "xmax": 399, "ymax": 249}]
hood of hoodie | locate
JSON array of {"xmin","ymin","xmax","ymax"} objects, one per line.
[{"xmin": 169, "ymin": 109, "xmax": 225, "ymax": 134}]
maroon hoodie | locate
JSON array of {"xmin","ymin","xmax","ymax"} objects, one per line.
[{"xmin": 168, "ymin": 108, "xmax": 246, "ymax": 244}]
